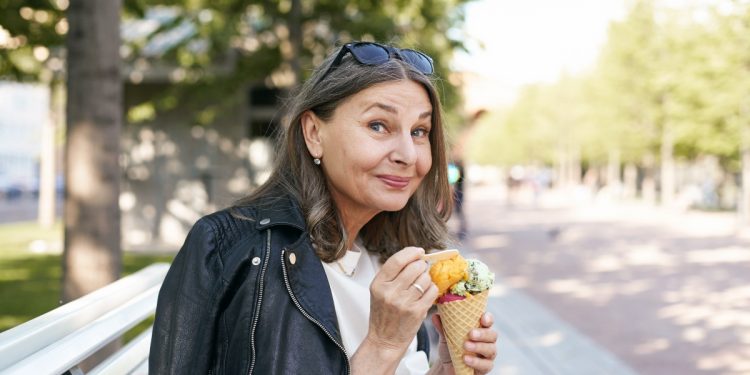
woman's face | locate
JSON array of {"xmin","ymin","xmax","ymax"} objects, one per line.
[{"xmin": 303, "ymin": 79, "xmax": 434, "ymax": 219}]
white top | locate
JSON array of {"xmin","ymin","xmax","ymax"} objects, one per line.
[{"xmin": 321, "ymin": 242, "xmax": 430, "ymax": 375}]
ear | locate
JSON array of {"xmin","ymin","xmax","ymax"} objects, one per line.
[{"xmin": 301, "ymin": 110, "xmax": 324, "ymax": 158}]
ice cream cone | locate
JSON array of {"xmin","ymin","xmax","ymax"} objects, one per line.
[{"xmin": 436, "ymin": 290, "xmax": 489, "ymax": 375}]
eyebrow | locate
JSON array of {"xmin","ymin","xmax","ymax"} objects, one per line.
[{"xmin": 365, "ymin": 102, "xmax": 432, "ymax": 120}]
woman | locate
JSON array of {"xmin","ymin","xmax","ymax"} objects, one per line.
[{"xmin": 150, "ymin": 41, "xmax": 498, "ymax": 374}]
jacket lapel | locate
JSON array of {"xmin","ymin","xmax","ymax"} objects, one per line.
[
  {"xmin": 284, "ymin": 237, "xmax": 343, "ymax": 344},
  {"xmin": 254, "ymin": 194, "xmax": 343, "ymax": 345}
]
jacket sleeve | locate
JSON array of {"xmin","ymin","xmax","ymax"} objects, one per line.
[{"xmin": 149, "ymin": 218, "xmax": 224, "ymax": 374}]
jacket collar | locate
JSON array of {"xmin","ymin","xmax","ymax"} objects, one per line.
[{"xmin": 253, "ymin": 193, "xmax": 306, "ymax": 231}]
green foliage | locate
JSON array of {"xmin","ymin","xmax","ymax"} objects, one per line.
[
  {"xmin": 1, "ymin": 1, "xmax": 474, "ymax": 123},
  {"xmin": 471, "ymin": 0, "xmax": 750, "ymax": 171},
  {"xmin": 0, "ymin": 221, "xmax": 174, "ymax": 334},
  {"xmin": 0, "ymin": 0, "xmax": 67, "ymax": 81}
]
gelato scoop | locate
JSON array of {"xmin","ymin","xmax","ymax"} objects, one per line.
[
  {"xmin": 428, "ymin": 255, "xmax": 468, "ymax": 296},
  {"xmin": 449, "ymin": 259, "xmax": 494, "ymax": 297},
  {"xmin": 428, "ymin": 253, "xmax": 494, "ymax": 300}
]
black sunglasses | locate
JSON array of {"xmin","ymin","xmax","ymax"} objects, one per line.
[{"xmin": 318, "ymin": 42, "xmax": 434, "ymax": 81}]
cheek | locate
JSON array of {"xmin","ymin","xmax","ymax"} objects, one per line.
[
  {"xmin": 338, "ymin": 144, "xmax": 382, "ymax": 178},
  {"xmin": 416, "ymin": 147, "xmax": 433, "ymax": 178}
]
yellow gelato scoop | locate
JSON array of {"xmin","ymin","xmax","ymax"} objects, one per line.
[{"xmin": 428, "ymin": 254, "xmax": 468, "ymax": 296}]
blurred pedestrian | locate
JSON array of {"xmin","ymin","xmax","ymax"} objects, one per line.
[
  {"xmin": 449, "ymin": 160, "xmax": 467, "ymax": 240},
  {"xmin": 150, "ymin": 42, "xmax": 497, "ymax": 374}
]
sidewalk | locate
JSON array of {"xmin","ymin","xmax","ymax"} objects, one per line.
[
  {"xmin": 459, "ymin": 183, "xmax": 750, "ymax": 375},
  {"xmin": 487, "ymin": 278, "xmax": 639, "ymax": 375}
]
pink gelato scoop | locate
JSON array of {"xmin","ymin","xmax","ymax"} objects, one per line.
[{"xmin": 437, "ymin": 293, "xmax": 466, "ymax": 304}]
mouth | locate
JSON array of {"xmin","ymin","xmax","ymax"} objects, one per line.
[{"xmin": 377, "ymin": 175, "xmax": 411, "ymax": 189}]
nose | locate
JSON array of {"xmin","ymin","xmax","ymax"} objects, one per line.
[{"xmin": 391, "ymin": 131, "xmax": 417, "ymax": 166}]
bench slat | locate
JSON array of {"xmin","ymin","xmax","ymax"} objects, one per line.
[
  {"xmin": 0, "ymin": 263, "xmax": 169, "ymax": 370},
  {"xmin": 88, "ymin": 325, "xmax": 153, "ymax": 375},
  {"xmin": 1, "ymin": 284, "xmax": 161, "ymax": 375},
  {"xmin": 128, "ymin": 359, "xmax": 148, "ymax": 375}
]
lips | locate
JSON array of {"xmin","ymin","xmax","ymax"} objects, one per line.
[{"xmin": 377, "ymin": 175, "xmax": 411, "ymax": 189}]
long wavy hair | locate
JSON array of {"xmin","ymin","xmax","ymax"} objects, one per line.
[{"xmin": 233, "ymin": 44, "xmax": 453, "ymax": 263}]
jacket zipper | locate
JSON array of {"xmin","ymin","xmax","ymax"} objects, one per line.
[
  {"xmin": 281, "ymin": 249, "xmax": 351, "ymax": 375},
  {"xmin": 248, "ymin": 229, "xmax": 272, "ymax": 375}
]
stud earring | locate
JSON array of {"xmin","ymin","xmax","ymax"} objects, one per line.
[{"xmin": 313, "ymin": 157, "xmax": 321, "ymax": 165}]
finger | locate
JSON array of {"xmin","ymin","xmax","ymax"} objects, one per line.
[
  {"xmin": 409, "ymin": 271, "xmax": 432, "ymax": 297},
  {"xmin": 378, "ymin": 247, "xmax": 425, "ymax": 281},
  {"xmin": 468, "ymin": 327, "xmax": 498, "ymax": 343},
  {"xmin": 417, "ymin": 282, "xmax": 439, "ymax": 308},
  {"xmin": 464, "ymin": 341, "xmax": 496, "ymax": 360},
  {"xmin": 464, "ymin": 355, "xmax": 494, "ymax": 373},
  {"xmin": 391, "ymin": 257, "xmax": 428, "ymax": 289},
  {"xmin": 480, "ymin": 312, "xmax": 494, "ymax": 328},
  {"xmin": 431, "ymin": 314, "xmax": 444, "ymax": 336}
]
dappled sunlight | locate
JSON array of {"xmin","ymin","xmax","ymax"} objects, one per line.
[
  {"xmin": 633, "ymin": 338, "xmax": 670, "ymax": 355},
  {"xmin": 686, "ymin": 246, "xmax": 750, "ymax": 265},
  {"xmin": 120, "ymin": 118, "xmax": 267, "ymax": 250},
  {"xmin": 538, "ymin": 331, "xmax": 564, "ymax": 347},
  {"xmin": 546, "ymin": 278, "xmax": 653, "ymax": 305},
  {"xmin": 697, "ymin": 348, "xmax": 750, "ymax": 373},
  {"xmin": 624, "ymin": 243, "xmax": 676, "ymax": 267},
  {"xmin": 472, "ymin": 234, "xmax": 509, "ymax": 250}
]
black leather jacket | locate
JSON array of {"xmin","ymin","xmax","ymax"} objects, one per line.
[{"xmin": 149, "ymin": 192, "xmax": 430, "ymax": 374}]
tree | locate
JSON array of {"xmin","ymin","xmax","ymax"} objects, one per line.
[
  {"xmin": 62, "ymin": 0, "xmax": 123, "ymax": 304},
  {"xmin": 120, "ymin": 0, "xmax": 474, "ymax": 127}
]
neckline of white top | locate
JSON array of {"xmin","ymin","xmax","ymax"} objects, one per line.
[{"xmin": 335, "ymin": 243, "xmax": 363, "ymax": 276}]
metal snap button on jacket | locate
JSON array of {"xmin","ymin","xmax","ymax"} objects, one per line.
[
  {"xmin": 289, "ymin": 252, "xmax": 297, "ymax": 265},
  {"xmin": 251, "ymin": 257, "xmax": 261, "ymax": 265},
  {"xmin": 259, "ymin": 218, "xmax": 270, "ymax": 225}
]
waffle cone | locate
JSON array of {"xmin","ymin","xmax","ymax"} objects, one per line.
[{"xmin": 436, "ymin": 290, "xmax": 489, "ymax": 375}]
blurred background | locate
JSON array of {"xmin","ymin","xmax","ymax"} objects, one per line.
[{"xmin": 2, "ymin": 0, "xmax": 750, "ymax": 374}]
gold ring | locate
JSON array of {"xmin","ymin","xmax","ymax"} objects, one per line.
[{"xmin": 412, "ymin": 283, "xmax": 425, "ymax": 294}]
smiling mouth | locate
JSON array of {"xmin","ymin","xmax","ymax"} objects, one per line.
[{"xmin": 377, "ymin": 175, "xmax": 411, "ymax": 189}]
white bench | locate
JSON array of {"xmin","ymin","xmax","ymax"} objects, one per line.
[{"xmin": 0, "ymin": 263, "xmax": 170, "ymax": 375}]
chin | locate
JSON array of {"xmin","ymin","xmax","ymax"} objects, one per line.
[{"xmin": 375, "ymin": 194, "xmax": 412, "ymax": 212}]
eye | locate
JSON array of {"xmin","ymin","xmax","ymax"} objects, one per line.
[
  {"xmin": 368, "ymin": 121, "xmax": 387, "ymax": 133},
  {"xmin": 411, "ymin": 127, "xmax": 430, "ymax": 138}
]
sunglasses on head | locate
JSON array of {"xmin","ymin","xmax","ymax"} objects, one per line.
[{"xmin": 318, "ymin": 42, "xmax": 434, "ymax": 81}]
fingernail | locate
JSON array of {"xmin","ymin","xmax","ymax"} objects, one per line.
[
  {"xmin": 465, "ymin": 342, "xmax": 475, "ymax": 351},
  {"xmin": 471, "ymin": 330, "xmax": 480, "ymax": 339},
  {"xmin": 464, "ymin": 355, "xmax": 474, "ymax": 364}
]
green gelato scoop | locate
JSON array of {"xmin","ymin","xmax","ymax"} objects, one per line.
[{"xmin": 449, "ymin": 258, "xmax": 495, "ymax": 296}]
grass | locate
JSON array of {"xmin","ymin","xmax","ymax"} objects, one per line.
[{"xmin": 0, "ymin": 221, "xmax": 174, "ymax": 341}]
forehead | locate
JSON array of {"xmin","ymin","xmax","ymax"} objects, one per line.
[{"xmin": 345, "ymin": 80, "xmax": 433, "ymax": 113}]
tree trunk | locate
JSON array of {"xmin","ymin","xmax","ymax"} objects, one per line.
[
  {"xmin": 569, "ymin": 145, "xmax": 582, "ymax": 186},
  {"xmin": 660, "ymin": 126, "xmax": 675, "ymax": 207},
  {"xmin": 624, "ymin": 163, "xmax": 637, "ymax": 199},
  {"xmin": 38, "ymin": 82, "xmax": 61, "ymax": 228},
  {"xmin": 741, "ymin": 125, "xmax": 750, "ymax": 226},
  {"xmin": 642, "ymin": 153, "xmax": 656, "ymax": 205},
  {"xmin": 63, "ymin": 0, "xmax": 123, "ymax": 367},
  {"xmin": 607, "ymin": 148, "xmax": 621, "ymax": 188},
  {"xmin": 63, "ymin": 0, "xmax": 122, "ymax": 302},
  {"xmin": 555, "ymin": 143, "xmax": 566, "ymax": 188}
]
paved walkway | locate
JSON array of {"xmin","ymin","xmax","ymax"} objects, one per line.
[
  {"xmin": 487, "ymin": 277, "xmax": 638, "ymax": 374},
  {"xmin": 459, "ymin": 184, "xmax": 750, "ymax": 375}
]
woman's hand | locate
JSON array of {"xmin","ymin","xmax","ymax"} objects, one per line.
[
  {"xmin": 351, "ymin": 246, "xmax": 438, "ymax": 374},
  {"xmin": 430, "ymin": 312, "xmax": 498, "ymax": 374}
]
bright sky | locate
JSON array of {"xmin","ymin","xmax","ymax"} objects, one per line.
[{"xmin": 454, "ymin": 0, "xmax": 627, "ymax": 108}]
